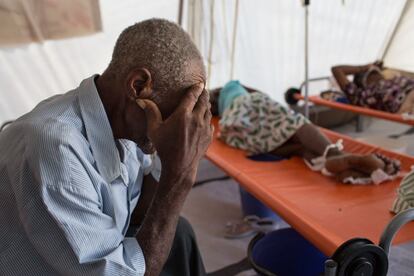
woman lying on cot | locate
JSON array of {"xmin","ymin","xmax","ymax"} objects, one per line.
[
  {"xmin": 332, "ymin": 61, "xmax": 414, "ymax": 114},
  {"xmin": 209, "ymin": 80, "xmax": 400, "ymax": 184}
]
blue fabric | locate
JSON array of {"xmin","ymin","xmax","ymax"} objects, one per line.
[
  {"xmin": 218, "ymin": 80, "xmax": 249, "ymax": 116},
  {"xmin": 252, "ymin": 228, "xmax": 327, "ymax": 276},
  {"xmin": 336, "ymin": 96, "xmax": 350, "ymax": 104},
  {"xmin": 0, "ymin": 75, "xmax": 160, "ymax": 275},
  {"xmin": 247, "ymin": 154, "xmax": 288, "ymax": 162}
]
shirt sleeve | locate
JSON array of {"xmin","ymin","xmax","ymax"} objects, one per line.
[
  {"xmin": 17, "ymin": 125, "xmax": 146, "ymax": 276},
  {"xmin": 140, "ymin": 150, "xmax": 161, "ymax": 182},
  {"xmin": 149, "ymin": 154, "xmax": 162, "ymax": 182}
]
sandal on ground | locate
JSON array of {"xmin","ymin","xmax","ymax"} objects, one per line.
[{"xmin": 224, "ymin": 215, "xmax": 279, "ymax": 239}]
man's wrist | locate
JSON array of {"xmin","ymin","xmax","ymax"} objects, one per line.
[
  {"xmin": 158, "ymin": 167, "xmax": 195, "ymax": 195},
  {"xmin": 161, "ymin": 163, "xmax": 196, "ymax": 183}
]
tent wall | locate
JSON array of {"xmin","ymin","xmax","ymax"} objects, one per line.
[
  {"xmin": 0, "ymin": 0, "xmax": 178, "ymax": 123},
  {"xmin": 188, "ymin": 0, "xmax": 405, "ymax": 104},
  {"xmin": 384, "ymin": 0, "xmax": 414, "ymax": 73},
  {"xmin": 0, "ymin": 0, "xmax": 409, "ymax": 123}
]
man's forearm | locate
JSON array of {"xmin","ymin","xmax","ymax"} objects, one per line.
[
  {"xmin": 135, "ymin": 169, "xmax": 195, "ymax": 275},
  {"xmin": 133, "ymin": 82, "xmax": 212, "ymax": 275}
]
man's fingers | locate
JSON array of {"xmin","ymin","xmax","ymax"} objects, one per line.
[
  {"xmin": 207, "ymin": 124, "xmax": 215, "ymax": 145},
  {"xmin": 204, "ymin": 106, "xmax": 212, "ymax": 122},
  {"xmin": 136, "ymin": 99, "xmax": 163, "ymax": 135},
  {"xmin": 194, "ymin": 89, "xmax": 210, "ymax": 118},
  {"xmin": 177, "ymin": 83, "xmax": 204, "ymax": 113}
]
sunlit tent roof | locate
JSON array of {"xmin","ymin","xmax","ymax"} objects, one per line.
[
  {"xmin": 189, "ymin": 0, "xmax": 410, "ymax": 103},
  {"xmin": 0, "ymin": 0, "xmax": 180, "ymax": 123},
  {"xmin": 0, "ymin": 0, "xmax": 412, "ymax": 123},
  {"xmin": 383, "ymin": 0, "xmax": 414, "ymax": 73}
]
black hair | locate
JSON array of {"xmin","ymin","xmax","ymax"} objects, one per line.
[{"xmin": 209, "ymin": 88, "xmax": 221, "ymax": 116}]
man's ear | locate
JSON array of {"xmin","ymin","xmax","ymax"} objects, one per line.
[{"xmin": 126, "ymin": 68, "xmax": 153, "ymax": 100}]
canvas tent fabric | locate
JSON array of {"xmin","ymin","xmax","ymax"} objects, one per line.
[
  {"xmin": 383, "ymin": 0, "xmax": 414, "ymax": 73},
  {"xmin": 0, "ymin": 0, "xmax": 102, "ymax": 45},
  {"xmin": 0, "ymin": 0, "xmax": 179, "ymax": 123},
  {"xmin": 0, "ymin": 0, "xmax": 413, "ymax": 124},
  {"xmin": 186, "ymin": 0, "xmax": 407, "ymax": 102}
]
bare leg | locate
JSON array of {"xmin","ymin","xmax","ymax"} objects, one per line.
[
  {"xmin": 270, "ymin": 142, "xmax": 320, "ymax": 166},
  {"xmin": 270, "ymin": 123, "xmax": 338, "ymax": 161},
  {"xmin": 292, "ymin": 123, "xmax": 342, "ymax": 159},
  {"xmin": 270, "ymin": 139, "xmax": 303, "ymax": 157},
  {"xmin": 270, "ymin": 123, "xmax": 385, "ymax": 180},
  {"xmin": 325, "ymin": 154, "xmax": 385, "ymax": 175}
]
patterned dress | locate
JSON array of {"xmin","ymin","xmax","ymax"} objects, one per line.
[
  {"xmin": 344, "ymin": 76, "xmax": 414, "ymax": 113},
  {"xmin": 219, "ymin": 92, "xmax": 308, "ymax": 154},
  {"xmin": 392, "ymin": 169, "xmax": 414, "ymax": 214}
]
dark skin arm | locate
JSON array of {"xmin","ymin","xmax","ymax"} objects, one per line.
[
  {"xmin": 331, "ymin": 64, "xmax": 372, "ymax": 91},
  {"xmin": 137, "ymin": 172, "xmax": 193, "ymax": 275},
  {"xmin": 135, "ymin": 85, "xmax": 213, "ymax": 276}
]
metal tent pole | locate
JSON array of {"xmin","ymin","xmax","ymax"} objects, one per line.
[
  {"xmin": 230, "ymin": 0, "xmax": 240, "ymax": 80},
  {"xmin": 380, "ymin": 0, "xmax": 409, "ymax": 61},
  {"xmin": 178, "ymin": 0, "xmax": 184, "ymax": 26},
  {"xmin": 207, "ymin": 0, "xmax": 215, "ymax": 88},
  {"xmin": 304, "ymin": 0, "xmax": 310, "ymax": 118}
]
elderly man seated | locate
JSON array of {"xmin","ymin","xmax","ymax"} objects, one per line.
[{"xmin": 0, "ymin": 19, "xmax": 212, "ymax": 276}]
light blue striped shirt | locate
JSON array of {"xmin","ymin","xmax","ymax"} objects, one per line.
[{"xmin": 0, "ymin": 75, "xmax": 159, "ymax": 275}]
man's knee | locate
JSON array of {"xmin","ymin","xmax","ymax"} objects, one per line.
[
  {"xmin": 175, "ymin": 217, "xmax": 196, "ymax": 245},
  {"xmin": 162, "ymin": 217, "xmax": 205, "ymax": 275}
]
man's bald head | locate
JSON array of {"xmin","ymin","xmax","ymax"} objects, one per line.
[
  {"xmin": 107, "ymin": 18, "xmax": 205, "ymax": 99},
  {"xmin": 97, "ymin": 19, "xmax": 207, "ymax": 153}
]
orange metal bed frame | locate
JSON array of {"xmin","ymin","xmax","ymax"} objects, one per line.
[
  {"xmin": 296, "ymin": 94, "xmax": 414, "ymax": 126},
  {"xmin": 206, "ymin": 118, "xmax": 414, "ymax": 256}
]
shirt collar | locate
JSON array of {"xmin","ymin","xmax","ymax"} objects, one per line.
[{"xmin": 78, "ymin": 75, "xmax": 122, "ymax": 183}]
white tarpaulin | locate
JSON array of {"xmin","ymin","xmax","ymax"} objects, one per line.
[
  {"xmin": 0, "ymin": 0, "xmax": 412, "ymax": 123},
  {"xmin": 384, "ymin": 0, "xmax": 414, "ymax": 73},
  {"xmin": 187, "ymin": 0, "xmax": 406, "ymax": 103},
  {"xmin": 0, "ymin": 0, "xmax": 102, "ymax": 45},
  {"xmin": 0, "ymin": 0, "xmax": 178, "ymax": 123}
]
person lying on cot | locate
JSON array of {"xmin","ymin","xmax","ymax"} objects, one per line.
[
  {"xmin": 332, "ymin": 61, "xmax": 414, "ymax": 114},
  {"xmin": 209, "ymin": 80, "xmax": 400, "ymax": 184}
]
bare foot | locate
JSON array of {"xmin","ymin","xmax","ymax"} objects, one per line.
[
  {"xmin": 335, "ymin": 169, "xmax": 370, "ymax": 183},
  {"xmin": 325, "ymin": 154, "xmax": 385, "ymax": 175}
]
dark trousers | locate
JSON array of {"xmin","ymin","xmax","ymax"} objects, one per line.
[{"xmin": 161, "ymin": 217, "xmax": 206, "ymax": 276}]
